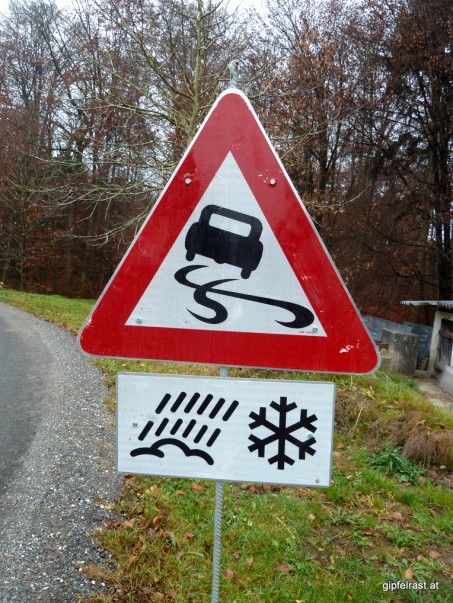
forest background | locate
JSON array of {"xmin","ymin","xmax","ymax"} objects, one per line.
[{"xmin": 0, "ymin": 0, "xmax": 451, "ymax": 326}]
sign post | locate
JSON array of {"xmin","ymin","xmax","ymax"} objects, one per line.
[
  {"xmin": 212, "ymin": 366, "xmax": 228, "ymax": 603},
  {"xmin": 79, "ymin": 86, "xmax": 379, "ymax": 601},
  {"xmin": 116, "ymin": 371, "xmax": 336, "ymax": 601}
]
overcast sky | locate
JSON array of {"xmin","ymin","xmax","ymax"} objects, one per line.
[{"xmin": 0, "ymin": 0, "xmax": 260, "ymax": 16}]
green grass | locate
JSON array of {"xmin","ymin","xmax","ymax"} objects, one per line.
[
  {"xmin": 1, "ymin": 289, "xmax": 452, "ymax": 603},
  {"xmin": 0, "ymin": 288, "xmax": 93, "ymax": 333}
]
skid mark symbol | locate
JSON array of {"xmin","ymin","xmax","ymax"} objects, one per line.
[{"xmin": 175, "ymin": 265, "xmax": 315, "ymax": 328}]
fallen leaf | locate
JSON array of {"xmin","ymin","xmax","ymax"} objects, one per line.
[
  {"xmin": 428, "ymin": 549, "xmax": 441, "ymax": 559},
  {"xmin": 185, "ymin": 532, "xmax": 195, "ymax": 541},
  {"xmin": 151, "ymin": 594, "xmax": 165, "ymax": 602},
  {"xmin": 404, "ymin": 568, "xmax": 413, "ymax": 579},
  {"xmin": 225, "ymin": 568, "xmax": 234, "ymax": 580},
  {"xmin": 128, "ymin": 555, "xmax": 138, "ymax": 567},
  {"xmin": 167, "ymin": 588, "xmax": 177, "ymax": 598},
  {"xmin": 417, "ymin": 554, "xmax": 426, "ymax": 561},
  {"xmin": 346, "ymin": 593, "xmax": 353, "ymax": 602},
  {"xmin": 392, "ymin": 512, "xmax": 404, "ymax": 522},
  {"xmin": 232, "ymin": 552, "xmax": 240, "ymax": 560},
  {"xmin": 124, "ymin": 520, "xmax": 135, "ymax": 529},
  {"xmin": 176, "ymin": 550, "xmax": 184, "ymax": 560},
  {"xmin": 191, "ymin": 482, "xmax": 205, "ymax": 493},
  {"xmin": 307, "ymin": 514, "xmax": 316, "ymax": 521},
  {"xmin": 249, "ymin": 485, "xmax": 260, "ymax": 494},
  {"xmin": 362, "ymin": 526, "xmax": 374, "ymax": 535},
  {"xmin": 176, "ymin": 490, "xmax": 185, "ymax": 496},
  {"xmin": 277, "ymin": 563, "xmax": 291, "ymax": 574},
  {"xmin": 245, "ymin": 557, "xmax": 254, "ymax": 565},
  {"xmin": 152, "ymin": 515, "xmax": 163, "ymax": 529},
  {"xmin": 157, "ymin": 529, "xmax": 170, "ymax": 540}
]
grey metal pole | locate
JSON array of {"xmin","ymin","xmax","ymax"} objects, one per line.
[
  {"xmin": 211, "ymin": 479, "xmax": 224, "ymax": 603},
  {"xmin": 211, "ymin": 366, "xmax": 228, "ymax": 603},
  {"xmin": 229, "ymin": 60, "xmax": 239, "ymax": 88},
  {"xmin": 213, "ymin": 67, "xmax": 236, "ymax": 597}
]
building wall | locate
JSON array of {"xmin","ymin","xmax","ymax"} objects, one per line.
[{"xmin": 429, "ymin": 311, "xmax": 453, "ymax": 374}]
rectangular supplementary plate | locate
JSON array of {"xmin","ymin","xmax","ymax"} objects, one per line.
[{"xmin": 117, "ymin": 373, "xmax": 335, "ymax": 487}]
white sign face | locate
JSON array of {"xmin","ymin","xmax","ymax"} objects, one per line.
[
  {"xmin": 126, "ymin": 153, "xmax": 326, "ymax": 338},
  {"xmin": 117, "ymin": 373, "xmax": 335, "ymax": 487}
]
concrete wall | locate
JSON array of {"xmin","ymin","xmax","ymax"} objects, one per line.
[
  {"xmin": 363, "ymin": 316, "xmax": 431, "ymax": 369},
  {"xmin": 379, "ymin": 328, "xmax": 419, "ymax": 376}
]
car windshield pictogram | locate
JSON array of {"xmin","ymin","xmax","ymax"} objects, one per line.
[{"xmin": 185, "ymin": 205, "xmax": 263, "ymax": 279}]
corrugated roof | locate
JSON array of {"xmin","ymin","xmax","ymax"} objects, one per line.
[{"xmin": 401, "ymin": 300, "xmax": 453, "ymax": 310}]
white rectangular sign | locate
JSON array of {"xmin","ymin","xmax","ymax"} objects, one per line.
[{"xmin": 117, "ymin": 374, "xmax": 335, "ymax": 487}]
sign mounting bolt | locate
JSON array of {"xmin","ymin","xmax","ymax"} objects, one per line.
[
  {"xmin": 136, "ymin": 318, "xmax": 143, "ymax": 324},
  {"xmin": 185, "ymin": 178, "xmax": 192, "ymax": 184},
  {"xmin": 269, "ymin": 178, "xmax": 276, "ymax": 186}
]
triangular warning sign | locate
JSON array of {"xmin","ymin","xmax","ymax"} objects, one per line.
[{"xmin": 78, "ymin": 89, "xmax": 379, "ymax": 374}]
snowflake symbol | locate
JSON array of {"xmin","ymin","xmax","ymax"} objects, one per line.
[{"xmin": 248, "ymin": 397, "xmax": 317, "ymax": 470}]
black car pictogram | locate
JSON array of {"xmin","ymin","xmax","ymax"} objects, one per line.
[{"xmin": 185, "ymin": 205, "xmax": 263, "ymax": 279}]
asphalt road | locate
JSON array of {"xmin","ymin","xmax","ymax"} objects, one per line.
[
  {"xmin": 0, "ymin": 302, "xmax": 121, "ymax": 602},
  {"xmin": 0, "ymin": 307, "xmax": 51, "ymax": 494}
]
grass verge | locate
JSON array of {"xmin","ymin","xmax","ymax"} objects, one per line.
[
  {"xmin": 0, "ymin": 288, "xmax": 92, "ymax": 333},
  {"xmin": 1, "ymin": 289, "xmax": 452, "ymax": 602}
]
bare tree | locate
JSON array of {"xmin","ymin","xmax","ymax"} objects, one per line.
[
  {"xmin": 0, "ymin": 0, "xmax": 63, "ymax": 289},
  {"xmin": 0, "ymin": 0, "xmax": 256, "ymax": 294}
]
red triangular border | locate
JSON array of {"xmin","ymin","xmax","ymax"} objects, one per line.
[{"xmin": 78, "ymin": 90, "xmax": 379, "ymax": 374}]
